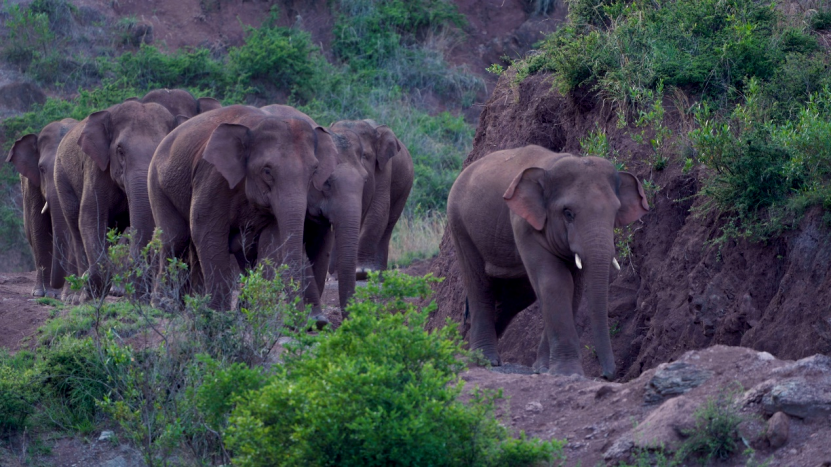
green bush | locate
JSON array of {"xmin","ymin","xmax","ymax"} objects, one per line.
[
  {"xmin": 2, "ymin": 3, "xmax": 54, "ymax": 67},
  {"xmin": 0, "ymin": 350, "xmax": 40, "ymax": 435},
  {"xmin": 40, "ymin": 336, "xmax": 108, "ymax": 427},
  {"xmin": 226, "ymin": 272, "xmax": 565, "ymax": 466},
  {"xmin": 228, "ymin": 23, "xmax": 322, "ymax": 100},
  {"xmin": 677, "ymin": 390, "xmax": 743, "ymax": 463}
]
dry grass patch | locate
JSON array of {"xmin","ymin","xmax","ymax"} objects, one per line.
[{"xmin": 388, "ymin": 212, "xmax": 446, "ymax": 267}]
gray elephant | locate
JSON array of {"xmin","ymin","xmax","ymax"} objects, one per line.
[
  {"xmin": 260, "ymin": 105, "xmax": 368, "ymax": 317},
  {"xmin": 55, "ymin": 100, "xmax": 179, "ymax": 299},
  {"xmin": 447, "ymin": 145, "xmax": 649, "ymax": 378},
  {"xmin": 6, "ymin": 118, "xmax": 79, "ymax": 297},
  {"xmin": 148, "ymin": 105, "xmax": 336, "ymax": 314},
  {"xmin": 134, "ymin": 88, "xmax": 221, "ymax": 118},
  {"xmin": 327, "ymin": 119, "xmax": 413, "ymax": 279}
]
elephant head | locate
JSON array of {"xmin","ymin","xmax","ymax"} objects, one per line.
[
  {"xmin": 136, "ymin": 88, "xmax": 222, "ymax": 118},
  {"xmin": 504, "ymin": 156, "xmax": 649, "ymax": 378},
  {"xmin": 77, "ymin": 100, "xmax": 179, "ymax": 252},
  {"xmin": 202, "ymin": 115, "xmax": 337, "ymax": 274},
  {"xmin": 329, "ymin": 119, "xmax": 400, "ymax": 217}
]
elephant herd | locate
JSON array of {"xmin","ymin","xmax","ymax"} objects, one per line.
[
  {"xmin": 7, "ymin": 89, "xmax": 413, "ymax": 328},
  {"xmin": 9, "ymin": 88, "xmax": 650, "ymax": 378}
]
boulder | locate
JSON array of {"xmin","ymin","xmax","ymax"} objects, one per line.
[
  {"xmin": 644, "ymin": 361, "xmax": 712, "ymax": 404},
  {"xmin": 0, "ymin": 82, "xmax": 46, "ymax": 112}
]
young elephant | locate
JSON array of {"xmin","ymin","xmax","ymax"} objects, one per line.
[
  {"xmin": 148, "ymin": 105, "xmax": 336, "ymax": 313},
  {"xmin": 327, "ymin": 119, "xmax": 414, "ymax": 279},
  {"xmin": 260, "ymin": 105, "xmax": 369, "ymax": 316},
  {"xmin": 55, "ymin": 100, "xmax": 179, "ymax": 300},
  {"xmin": 447, "ymin": 145, "xmax": 649, "ymax": 379},
  {"xmin": 6, "ymin": 118, "xmax": 79, "ymax": 297}
]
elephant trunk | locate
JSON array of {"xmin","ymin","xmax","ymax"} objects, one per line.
[
  {"xmin": 269, "ymin": 193, "xmax": 308, "ymax": 282},
  {"xmin": 333, "ymin": 199, "xmax": 362, "ymax": 315},
  {"xmin": 126, "ymin": 171, "xmax": 156, "ymax": 297},
  {"xmin": 582, "ymin": 230, "xmax": 616, "ymax": 380}
]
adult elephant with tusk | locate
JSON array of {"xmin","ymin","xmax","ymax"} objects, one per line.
[
  {"xmin": 148, "ymin": 105, "xmax": 336, "ymax": 314},
  {"xmin": 447, "ymin": 145, "xmax": 648, "ymax": 379},
  {"xmin": 6, "ymin": 118, "xmax": 79, "ymax": 298}
]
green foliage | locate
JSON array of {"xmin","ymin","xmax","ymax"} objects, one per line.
[
  {"xmin": 226, "ymin": 272, "xmax": 565, "ymax": 466},
  {"xmin": 691, "ymin": 80, "xmax": 831, "ymax": 240},
  {"xmin": 228, "ymin": 24, "xmax": 322, "ymax": 100},
  {"xmin": 0, "ymin": 350, "xmax": 40, "ymax": 435},
  {"xmin": 2, "ymin": 2, "xmax": 54, "ymax": 67},
  {"xmin": 40, "ymin": 336, "xmax": 108, "ymax": 428},
  {"xmin": 677, "ymin": 389, "xmax": 743, "ymax": 463}
]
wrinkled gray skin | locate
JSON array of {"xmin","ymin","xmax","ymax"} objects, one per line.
[
  {"xmin": 148, "ymin": 105, "xmax": 337, "ymax": 313},
  {"xmin": 6, "ymin": 119, "xmax": 79, "ymax": 297},
  {"xmin": 327, "ymin": 119, "xmax": 413, "ymax": 279},
  {"xmin": 55, "ymin": 100, "xmax": 179, "ymax": 300},
  {"xmin": 447, "ymin": 145, "xmax": 649, "ymax": 379},
  {"xmin": 134, "ymin": 88, "xmax": 221, "ymax": 119},
  {"xmin": 260, "ymin": 105, "xmax": 369, "ymax": 317}
]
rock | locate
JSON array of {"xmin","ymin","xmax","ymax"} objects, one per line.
[
  {"xmin": 631, "ymin": 395, "xmax": 696, "ymax": 450},
  {"xmin": 762, "ymin": 378, "xmax": 831, "ymax": 419},
  {"xmin": 766, "ymin": 412, "xmax": 790, "ymax": 449},
  {"xmin": 644, "ymin": 361, "xmax": 712, "ymax": 404},
  {"xmin": 525, "ymin": 401, "xmax": 543, "ymax": 413},
  {"xmin": 98, "ymin": 430, "xmax": 114, "ymax": 441},
  {"xmin": 604, "ymin": 433, "xmax": 634, "ymax": 461},
  {"xmin": 0, "ymin": 82, "xmax": 46, "ymax": 112},
  {"xmin": 595, "ymin": 384, "xmax": 616, "ymax": 400}
]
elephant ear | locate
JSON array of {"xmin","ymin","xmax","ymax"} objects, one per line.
[
  {"xmin": 312, "ymin": 126, "xmax": 338, "ymax": 191},
  {"xmin": 6, "ymin": 134, "xmax": 41, "ymax": 186},
  {"xmin": 504, "ymin": 167, "xmax": 547, "ymax": 231},
  {"xmin": 174, "ymin": 114, "xmax": 190, "ymax": 127},
  {"xmin": 203, "ymin": 123, "xmax": 251, "ymax": 190},
  {"xmin": 615, "ymin": 171, "xmax": 649, "ymax": 227},
  {"xmin": 374, "ymin": 125, "xmax": 400, "ymax": 171},
  {"xmin": 78, "ymin": 110, "xmax": 113, "ymax": 172},
  {"xmin": 197, "ymin": 97, "xmax": 222, "ymax": 113}
]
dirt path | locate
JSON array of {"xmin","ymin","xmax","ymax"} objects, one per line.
[{"xmin": 0, "ymin": 272, "xmax": 52, "ymax": 352}]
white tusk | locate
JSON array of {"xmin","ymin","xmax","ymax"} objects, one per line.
[
  {"xmin": 612, "ymin": 258, "xmax": 620, "ymax": 270},
  {"xmin": 575, "ymin": 254, "xmax": 582, "ymax": 270},
  {"xmin": 41, "ymin": 201, "xmax": 48, "ymax": 214}
]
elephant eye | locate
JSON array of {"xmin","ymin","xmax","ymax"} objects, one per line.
[
  {"xmin": 563, "ymin": 208, "xmax": 575, "ymax": 222},
  {"xmin": 39, "ymin": 166, "xmax": 45, "ymax": 173},
  {"xmin": 117, "ymin": 145, "xmax": 125, "ymax": 159}
]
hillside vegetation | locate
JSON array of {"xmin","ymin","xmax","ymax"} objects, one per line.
[{"xmin": 514, "ymin": 0, "xmax": 831, "ymax": 241}]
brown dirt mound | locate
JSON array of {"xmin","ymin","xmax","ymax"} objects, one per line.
[{"xmin": 427, "ymin": 70, "xmax": 831, "ymax": 381}]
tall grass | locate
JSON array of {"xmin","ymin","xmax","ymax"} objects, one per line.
[{"xmin": 388, "ymin": 212, "xmax": 446, "ymax": 267}]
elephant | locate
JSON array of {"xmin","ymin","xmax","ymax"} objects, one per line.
[
  {"xmin": 447, "ymin": 145, "xmax": 649, "ymax": 379},
  {"xmin": 147, "ymin": 105, "xmax": 337, "ymax": 315},
  {"xmin": 326, "ymin": 119, "xmax": 413, "ymax": 279},
  {"xmin": 260, "ymin": 105, "xmax": 369, "ymax": 316},
  {"xmin": 6, "ymin": 118, "xmax": 79, "ymax": 297},
  {"xmin": 54, "ymin": 100, "xmax": 180, "ymax": 300},
  {"xmin": 134, "ymin": 88, "xmax": 222, "ymax": 119}
]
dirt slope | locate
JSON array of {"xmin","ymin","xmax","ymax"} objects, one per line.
[{"xmin": 427, "ymin": 69, "xmax": 831, "ymax": 381}]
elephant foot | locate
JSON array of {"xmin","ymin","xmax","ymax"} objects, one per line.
[
  {"xmin": 31, "ymin": 287, "xmax": 46, "ymax": 298},
  {"xmin": 473, "ymin": 347, "xmax": 502, "ymax": 367},
  {"xmin": 308, "ymin": 312, "xmax": 329, "ymax": 330},
  {"xmin": 532, "ymin": 359, "xmax": 549, "ymax": 374},
  {"xmin": 45, "ymin": 288, "xmax": 61, "ymax": 299},
  {"xmin": 548, "ymin": 361, "xmax": 585, "ymax": 377}
]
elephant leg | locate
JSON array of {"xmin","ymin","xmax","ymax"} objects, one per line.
[
  {"xmin": 48, "ymin": 196, "xmax": 72, "ymax": 294},
  {"xmin": 534, "ymin": 267, "xmax": 582, "ymax": 373},
  {"xmin": 151, "ymin": 186, "xmax": 191, "ymax": 309},
  {"xmin": 58, "ymin": 186, "xmax": 87, "ymax": 304},
  {"xmin": 453, "ymin": 229, "xmax": 500, "ymax": 365},
  {"xmin": 534, "ymin": 263, "xmax": 583, "ymax": 376},
  {"xmin": 304, "ymin": 221, "xmax": 334, "ymax": 327},
  {"xmin": 192, "ymin": 219, "xmax": 234, "ymax": 312},
  {"xmin": 23, "ymin": 185, "xmax": 52, "ymax": 297},
  {"xmin": 493, "ymin": 277, "xmax": 536, "ymax": 338},
  {"xmin": 79, "ymin": 191, "xmax": 114, "ymax": 300}
]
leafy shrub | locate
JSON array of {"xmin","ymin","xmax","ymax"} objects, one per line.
[
  {"xmin": 226, "ymin": 272, "xmax": 565, "ymax": 466},
  {"xmin": 0, "ymin": 350, "xmax": 40, "ymax": 435},
  {"xmin": 228, "ymin": 23, "xmax": 322, "ymax": 99},
  {"xmin": 2, "ymin": 3, "xmax": 54, "ymax": 67},
  {"xmin": 677, "ymin": 390, "xmax": 743, "ymax": 463}
]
